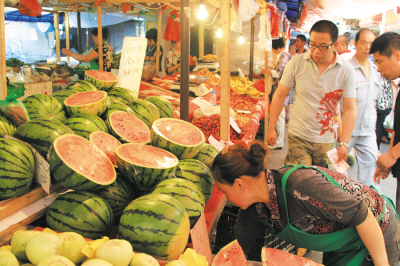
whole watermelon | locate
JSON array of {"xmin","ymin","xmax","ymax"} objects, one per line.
[
  {"xmin": 119, "ymin": 194, "xmax": 190, "ymax": 260},
  {"xmin": 107, "ymin": 87, "xmax": 137, "ymax": 105},
  {"xmin": 101, "ymin": 100, "xmax": 136, "ymax": 121},
  {"xmin": 0, "ymin": 139, "xmax": 35, "ymax": 200},
  {"xmin": 64, "ymin": 114, "xmax": 108, "ymax": 139},
  {"xmin": 65, "ymin": 80, "xmax": 97, "ymax": 92},
  {"xmin": 51, "ymin": 90, "xmax": 78, "ymax": 108},
  {"xmin": 22, "ymin": 94, "xmax": 67, "ymax": 123},
  {"xmin": 192, "ymin": 143, "xmax": 219, "ymax": 168},
  {"xmin": 145, "ymin": 96, "xmax": 174, "ymax": 118},
  {"xmin": 0, "ymin": 112, "xmax": 17, "ymax": 136},
  {"xmin": 46, "ymin": 191, "xmax": 114, "ymax": 239},
  {"xmin": 128, "ymin": 99, "xmax": 160, "ymax": 129}
]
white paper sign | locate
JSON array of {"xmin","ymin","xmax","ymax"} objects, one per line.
[
  {"xmin": 230, "ymin": 117, "xmax": 242, "ymax": 134},
  {"xmin": 117, "ymin": 37, "xmax": 147, "ymax": 97},
  {"xmin": 5, "ymin": 135, "xmax": 51, "ymax": 194},
  {"xmin": 189, "ymin": 213, "xmax": 213, "ymax": 265},
  {"xmin": 208, "ymin": 135, "xmax": 224, "ymax": 151}
]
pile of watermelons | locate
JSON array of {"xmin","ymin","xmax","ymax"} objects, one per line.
[{"xmin": 0, "ymin": 69, "xmax": 221, "ymax": 264}]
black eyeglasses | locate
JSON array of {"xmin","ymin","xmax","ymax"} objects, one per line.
[{"xmin": 309, "ymin": 43, "xmax": 334, "ymax": 51}]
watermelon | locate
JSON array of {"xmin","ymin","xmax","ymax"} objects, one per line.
[
  {"xmin": 151, "ymin": 118, "xmax": 205, "ymax": 159},
  {"xmin": 85, "ymin": 70, "xmax": 118, "ymax": 91},
  {"xmin": 107, "ymin": 111, "xmax": 150, "ymax": 144},
  {"xmin": 119, "ymin": 194, "xmax": 190, "ymax": 260},
  {"xmin": 128, "ymin": 99, "xmax": 160, "ymax": 128},
  {"xmin": 48, "ymin": 134, "xmax": 116, "ymax": 191},
  {"xmin": 51, "ymin": 90, "xmax": 78, "ymax": 108},
  {"xmin": 145, "ymin": 96, "xmax": 174, "ymax": 118},
  {"xmin": 152, "ymin": 178, "xmax": 205, "ymax": 228},
  {"xmin": 46, "ymin": 191, "xmax": 114, "ymax": 239},
  {"xmin": 64, "ymin": 90, "xmax": 110, "ymax": 117},
  {"xmin": 262, "ymin": 247, "xmax": 323, "ymax": 266},
  {"xmin": 65, "ymin": 114, "xmax": 108, "ymax": 139},
  {"xmin": 65, "ymin": 80, "xmax": 97, "ymax": 92},
  {"xmin": 22, "ymin": 94, "xmax": 67, "ymax": 123},
  {"xmin": 211, "ymin": 240, "xmax": 248, "ymax": 266},
  {"xmin": 93, "ymin": 177, "xmax": 134, "ymax": 220},
  {"xmin": 192, "ymin": 143, "xmax": 219, "ymax": 168},
  {"xmin": 0, "ymin": 139, "xmax": 34, "ymax": 200},
  {"xmin": 0, "ymin": 112, "xmax": 17, "ymax": 136},
  {"xmin": 101, "ymin": 101, "xmax": 136, "ymax": 121},
  {"xmin": 174, "ymin": 159, "xmax": 214, "ymax": 203},
  {"xmin": 13, "ymin": 119, "xmax": 74, "ymax": 158},
  {"xmin": 115, "ymin": 143, "xmax": 179, "ymax": 195},
  {"xmin": 89, "ymin": 131, "xmax": 121, "ymax": 167},
  {"xmin": 107, "ymin": 87, "xmax": 138, "ymax": 105}
]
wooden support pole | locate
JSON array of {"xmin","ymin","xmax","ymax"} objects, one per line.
[
  {"xmin": 77, "ymin": 12, "xmax": 82, "ymax": 53},
  {"xmin": 220, "ymin": 0, "xmax": 230, "ymax": 141},
  {"xmin": 180, "ymin": 0, "xmax": 190, "ymax": 121},
  {"xmin": 65, "ymin": 12, "xmax": 70, "ymax": 62},
  {"xmin": 264, "ymin": 49, "xmax": 270, "ymax": 166},
  {"xmin": 54, "ymin": 12, "xmax": 60, "ymax": 62},
  {"xmin": 199, "ymin": 20, "xmax": 204, "ymax": 58},
  {"xmin": 156, "ymin": 3, "xmax": 162, "ymax": 75},
  {"xmin": 249, "ymin": 17, "xmax": 255, "ymax": 81},
  {"xmin": 97, "ymin": 6, "xmax": 103, "ymax": 71},
  {"xmin": 0, "ymin": 0, "xmax": 6, "ymax": 99}
]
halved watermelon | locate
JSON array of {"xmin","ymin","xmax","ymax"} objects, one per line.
[
  {"xmin": 85, "ymin": 70, "xmax": 119, "ymax": 91},
  {"xmin": 48, "ymin": 134, "xmax": 116, "ymax": 191},
  {"xmin": 151, "ymin": 118, "xmax": 205, "ymax": 159},
  {"xmin": 107, "ymin": 111, "xmax": 150, "ymax": 144},
  {"xmin": 262, "ymin": 247, "xmax": 323, "ymax": 266},
  {"xmin": 89, "ymin": 131, "xmax": 121, "ymax": 167},
  {"xmin": 211, "ymin": 240, "xmax": 248, "ymax": 266},
  {"xmin": 64, "ymin": 91, "xmax": 110, "ymax": 117},
  {"xmin": 115, "ymin": 143, "xmax": 179, "ymax": 195},
  {"xmin": 65, "ymin": 80, "xmax": 97, "ymax": 92}
]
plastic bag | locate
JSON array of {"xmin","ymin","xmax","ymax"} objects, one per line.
[
  {"xmin": 237, "ymin": 0, "xmax": 259, "ymax": 21},
  {"xmin": 18, "ymin": 0, "xmax": 42, "ymax": 17},
  {"xmin": 163, "ymin": 10, "xmax": 181, "ymax": 42},
  {"xmin": 384, "ymin": 109, "xmax": 394, "ymax": 130},
  {"xmin": 0, "ymin": 95, "xmax": 30, "ymax": 126}
]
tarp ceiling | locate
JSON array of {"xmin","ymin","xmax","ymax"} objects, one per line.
[{"xmin": 4, "ymin": 10, "xmax": 64, "ymax": 24}]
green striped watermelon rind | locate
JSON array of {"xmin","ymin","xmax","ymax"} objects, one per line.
[
  {"xmin": 174, "ymin": 159, "xmax": 214, "ymax": 204},
  {"xmin": 22, "ymin": 94, "xmax": 67, "ymax": 123},
  {"xmin": 115, "ymin": 143, "xmax": 179, "ymax": 194},
  {"xmin": 13, "ymin": 119, "xmax": 75, "ymax": 158},
  {"xmin": 48, "ymin": 134, "xmax": 116, "ymax": 191},
  {"xmin": 101, "ymin": 101, "xmax": 136, "ymax": 121},
  {"xmin": 0, "ymin": 139, "xmax": 35, "ymax": 200},
  {"xmin": 51, "ymin": 90, "xmax": 78, "ymax": 108},
  {"xmin": 64, "ymin": 91, "xmax": 111, "ymax": 117},
  {"xmin": 152, "ymin": 178, "xmax": 205, "ymax": 228},
  {"xmin": 151, "ymin": 118, "xmax": 205, "ymax": 160},
  {"xmin": 118, "ymin": 193, "xmax": 190, "ymax": 260},
  {"xmin": 85, "ymin": 70, "xmax": 119, "ymax": 91},
  {"xmin": 192, "ymin": 143, "xmax": 219, "ymax": 168},
  {"xmin": 65, "ymin": 80, "xmax": 98, "ymax": 92},
  {"xmin": 64, "ymin": 114, "xmax": 109, "ymax": 139},
  {"xmin": 46, "ymin": 191, "xmax": 114, "ymax": 239},
  {"xmin": 107, "ymin": 87, "xmax": 138, "ymax": 105},
  {"xmin": 0, "ymin": 113, "xmax": 17, "ymax": 137},
  {"xmin": 145, "ymin": 96, "xmax": 174, "ymax": 119},
  {"xmin": 128, "ymin": 99, "xmax": 160, "ymax": 129}
]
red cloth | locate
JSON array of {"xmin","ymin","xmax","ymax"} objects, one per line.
[
  {"xmin": 18, "ymin": 0, "xmax": 42, "ymax": 17},
  {"xmin": 268, "ymin": 6, "xmax": 280, "ymax": 39},
  {"xmin": 163, "ymin": 10, "xmax": 181, "ymax": 42},
  {"xmin": 204, "ymin": 185, "xmax": 226, "ymax": 233}
]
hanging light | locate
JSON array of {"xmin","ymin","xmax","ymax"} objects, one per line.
[
  {"xmin": 239, "ymin": 34, "xmax": 244, "ymax": 44},
  {"xmin": 197, "ymin": 0, "xmax": 207, "ymax": 20},
  {"xmin": 216, "ymin": 28, "xmax": 222, "ymax": 38}
]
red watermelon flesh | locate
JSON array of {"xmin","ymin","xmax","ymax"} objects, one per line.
[
  {"xmin": 262, "ymin": 248, "xmax": 323, "ymax": 266},
  {"xmin": 155, "ymin": 119, "xmax": 203, "ymax": 145},
  {"xmin": 117, "ymin": 143, "xmax": 179, "ymax": 168},
  {"xmin": 57, "ymin": 134, "xmax": 115, "ymax": 183},
  {"xmin": 64, "ymin": 91, "xmax": 106, "ymax": 105},
  {"xmin": 109, "ymin": 111, "xmax": 150, "ymax": 144},
  {"xmin": 86, "ymin": 70, "xmax": 119, "ymax": 82},
  {"xmin": 211, "ymin": 240, "xmax": 248, "ymax": 266},
  {"xmin": 89, "ymin": 131, "xmax": 121, "ymax": 167}
]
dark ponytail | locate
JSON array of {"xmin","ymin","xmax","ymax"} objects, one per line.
[{"xmin": 211, "ymin": 141, "xmax": 268, "ymax": 185}]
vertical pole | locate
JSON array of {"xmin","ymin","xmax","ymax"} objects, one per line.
[
  {"xmin": 220, "ymin": 0, "xmax": 230, "ymax": 141},
  {"xmin": 0, "ymin": 0, "xmax": 6, "ymax": 99},
  {"xmin": 249, "ymin": 17, "xmax": 255, "ymax": 81},
  {"xmin": 264, "ymin": 49, "xmax": 270, "ymax": 166},
  {"xmin": 65, "ymin": 12, "xmax": 70, "ymax": 62},
  {"xmin": 97, "ymin": 6, "xmax": 103, "ymax": 71},
  {"xmin": 156, "ymin": 2, "xmax": 162, "ymax": 75},
  {"xmin": 54, "ymin": 12, "xmax": 60, "ymax": 62},
  {"xmin": 199, "ymin": 20, "xmax": 204, "ymax": 58},
  {"xmin": 180, "ymin": 0, "xmax": 190, "ymax": 122},
  {"xmin": 77, "ymin": 12, "xmax": 82, "ymax": 53},
  {"xmin": 86, "ymin": 29, "xmax": 89, "ymax": 48}
]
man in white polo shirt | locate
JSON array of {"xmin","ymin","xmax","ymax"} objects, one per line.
[{"xmin": 267, "ymin": 20, "xmax": 357, "ymax": 167}]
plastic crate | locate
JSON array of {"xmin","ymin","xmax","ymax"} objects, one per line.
[{"xmin": 212, "ymin": 206, "xmax": 297, "ymax": 262}]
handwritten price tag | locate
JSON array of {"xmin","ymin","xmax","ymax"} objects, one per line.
[
  {"xmin": 230, "ymin": 117, "xmax": 241, "ymax": 134},
  {"xmin": 190, "ymin": 213, "xmax": 213, "ymax": 265}
]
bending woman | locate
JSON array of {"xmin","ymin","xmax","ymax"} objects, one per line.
[
  {"xmin": 62, "ymin": 28, "xmax": 113, "ymax": 72},
  {"xmin": 211, "ymin": 142, "xmax": 400, "ymax": 266}
]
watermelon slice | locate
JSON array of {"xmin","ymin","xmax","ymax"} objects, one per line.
[
  {"xmin": 107, "ymin": 111, "xmax": 151, "ymax": 144},
  {"xmin": 85, "ymin": 70, "xmax": 119, "ymax": 91},
  {"xmin": 262, "ymin": 248, "xmax": 323, "ymax": 266},
  {"xmin": 211, "ymin": 240, "xmax": 248, "ymax": 266},
  {"xmin": 151, "ymin": 118, "xmax": 205, "ymax": 159},
  {"xmin": 89, "ymin": 131, "xmax": 122, "ymax": 167},
  {"xmin": 115, "ymin": 143, "xmax": 179, "ymax": 195},
  {"xmin": 48, "ymin": 134, "xmax": 116, "ymax": 191},
  {"xmin": 64, "ymin": 91, "xmax": 110, "ymax": 117}
]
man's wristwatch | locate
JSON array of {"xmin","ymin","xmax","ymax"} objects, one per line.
[{"xmin": 338, "ymin": 142, "xmax": 349, "ymax": 148}]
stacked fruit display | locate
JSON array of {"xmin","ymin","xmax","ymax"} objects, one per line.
[{"xmin": 0, "ymin": 70, "xmax": 221, "ymax": 262}]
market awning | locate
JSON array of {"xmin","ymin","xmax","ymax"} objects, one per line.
[{"xmin": 4, "ymin": 10, "xmax": 64, "ymax": 24}]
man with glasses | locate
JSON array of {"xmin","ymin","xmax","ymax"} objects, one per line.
[
  {"xmin": 267, "ymin": 20, "xmax": 357, "ymax": 167},
  {"xmin": 347, "ymin": 29, "xmax": 381, "ymax": 188}
]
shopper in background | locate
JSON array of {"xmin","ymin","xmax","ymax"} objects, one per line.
[
  {"xmin": 211, "ymin": 142, "xmax": 399, "ymax": 266},
  {"xmin": 267, "ymin": 20, "xmax": 357, "ymax": 167},
  {"xmin": 62, "ymin": 28, "xmax": 113, "ymax": 72},
  {"xmin": 336, "ymin": 35, "xmax": 355, "ymax": 61},
  {"xmin": 295, "ymin": 34, "xmax": 308, "ymax": 54},
  {"xmin": 376, "ymin": 78, "xmax": 395, "ymax": 150},
  {"xmin": 344, "ymin": 31, "xmax": 356, "ymax": 50},
  {"xmin": 347, "ymin": 29, "xmax": 381, "ymax": 188},
  {"xmin": 288, "ymin": 43, "xmax": 297, "ymax": 56},
  {"xmin": 164, "ymin": 40, "xmax": 197, "ymax": 76},
  {"xmin": 145, "ymin": 28, "xmax": 163, "ymax": 73}
]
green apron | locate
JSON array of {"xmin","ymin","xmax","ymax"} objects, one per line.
[
  {"xmin": 89, "ymin": 59, "xmax": 99, "ymax": 70},
  {"xmin": 264, "ymin": 165, "xmax": 389, "ymax": 266}
]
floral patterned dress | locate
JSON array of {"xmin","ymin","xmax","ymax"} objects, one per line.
[{"xmin": 94, "ymin": 41, "xmax": 114, "ymax": 72}]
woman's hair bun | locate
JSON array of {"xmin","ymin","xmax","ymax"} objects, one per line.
[{"xmin": 247, "ymin": 142, "xmax": 266, "ymax": 165}]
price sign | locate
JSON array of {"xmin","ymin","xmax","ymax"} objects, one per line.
[
  {"xmin": 190, "ymin": 213, "xmax": 213, "ymax": 265},
  {"xmin": 230, "ymin": 117, "xmax": 242, "ymax": 134},
  {"xmin": 117, "ymin": 37, "xmax": 147, "ymax": 97}
]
